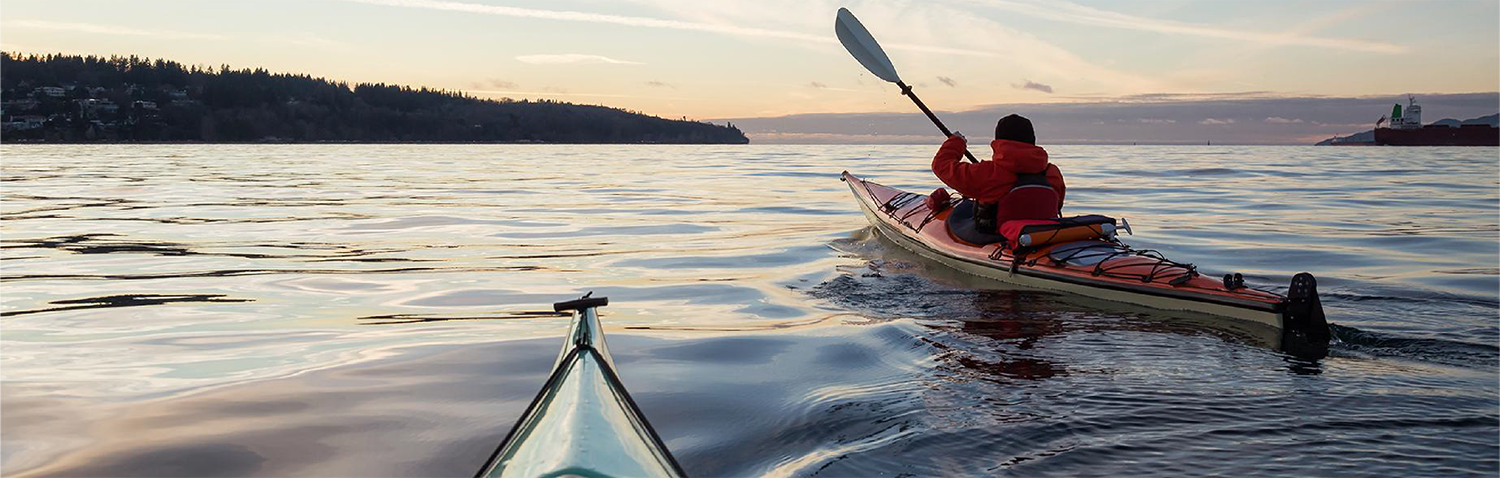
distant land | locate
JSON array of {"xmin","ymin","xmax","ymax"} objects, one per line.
[
  {"xmin": 720, "ymin": 92, "xmax": 1500, "ymax": 145},
  {"xmin": 1315, "ymin": 113, "xmax": 1499, "ymax": 145},
  {"xmin": 0, "ymin": 53, "xmax": 748, "ymax": 144}
]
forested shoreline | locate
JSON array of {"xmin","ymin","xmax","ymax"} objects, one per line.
[{"xmin": 0, "ymin": 53, "xmax": 748, "ymax": 144}]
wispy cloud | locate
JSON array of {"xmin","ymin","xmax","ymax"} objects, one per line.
[
  {"xmin": 1058, "ymin": 91, "xmax": 1290, "ymax": 103},
  {"xmin": 969, "ymin": 0, "xmax": 1406, "ymax": 54},
  {"xmin": 1199, "ymin": 118, "xmax": 1237, "ymax": 125},
  {"xmin": 470, "ymin": 78, "xmax": 518, "ymax": 89},
  {"xmin": 937, "ymin": 76, "xmax": 957, "ymax": 87},
  {"xmin": 911, "ymin": 4, "xmax": 1163, "ymax": 94},
  {"xmin": 5, "ymin": 20, "xmax": 222, "ymax": 40},
  {"xmin": 644, "ymin": 80, "xmax": 675, "ymax": 88},
  {"xmin": 342, "ymin": 0, "xmax": 997, "ymax": 57},
  {"xmin": 515, "ymin": 54, "xmax": 643, "ymax": 65},
  {"xmin": 1264, "ymin": 117, "xmax": 1304, "ymax": 124},
  {"xmin": 467, "ymin": 89, "xmax": 687, "ymax": 100},
  {"xmin": 803, "ymin": 81, "xmax": 860, "ymax": 92},
  {"xmin": 1013, "ymin": 80, "xmax": 1053, "ymax": 93},
  {"xmin": 1252, "ymin": 1, "xmax": 1404, "ymax": 55}
]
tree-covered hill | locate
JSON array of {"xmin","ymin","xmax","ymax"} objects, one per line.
[{"xmin": 0, "ymin": 53, "xmax": 748, "ymax": 144}]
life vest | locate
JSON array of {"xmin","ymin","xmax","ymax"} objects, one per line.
[{"xmin": 974, "ymin": 168, "xmax": 1061, "ymax": 233}]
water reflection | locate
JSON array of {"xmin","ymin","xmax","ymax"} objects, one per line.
[
  {"xmin": 816, "ymin": 238, "xmax": 1287, "ymax": 354},
  {"xmin": 2, "ymin": 144, "xmax": 1496, "ymax": 477},
  {"xmin": 1, "ymin": 294, "xmax": 251, "ymax": 317},
  {"xmin": 357, "ymin": 310, "xmax": 566, "ymax": 325}
]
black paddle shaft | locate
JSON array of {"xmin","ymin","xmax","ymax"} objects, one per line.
[{"xmin": 898, "ymin": 81, "xmax": 978, "ymax": 163}]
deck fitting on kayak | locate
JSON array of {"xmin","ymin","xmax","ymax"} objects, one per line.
[
  {"xmin": 1223, "ymin": 273, "xmax": 1245, "ymax": 290},
  {"xmin": 476, "ymin": 295, "xmax": 687, "ymax": 478},
  {"xmin": 554, "ymin": 292, "xmax": 608, "ymax": 312}
]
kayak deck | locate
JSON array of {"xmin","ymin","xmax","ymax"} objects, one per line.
[
  {"xmin": 475, "ymin": 296, "xmax": 686, "ymax": 478},
  {"xmin": 842, "ymin": 171, "xmax": 1329, "ymax": 355}
]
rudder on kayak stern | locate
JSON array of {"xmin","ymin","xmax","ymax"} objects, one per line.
[{"xmin": 1281, "ymin": 272, "xmax": 1331, "ymax": 359}]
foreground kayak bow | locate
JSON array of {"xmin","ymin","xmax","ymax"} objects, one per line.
[
  {"xmin": 475, "ymin": 295, "xmax": 686, "ymax": 478},
  {"xmin": 842, "ymin": 172, "xmax": 1330, "ymax": 357}
]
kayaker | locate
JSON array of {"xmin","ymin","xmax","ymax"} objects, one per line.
[{"xmin": 932, "ymin": 114, "xmax": 1066, "ymax": 242}]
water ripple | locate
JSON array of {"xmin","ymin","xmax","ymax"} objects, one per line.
[{"xmin": 2, "ymin": 144, "xmax": 1495, "ymax": 477}]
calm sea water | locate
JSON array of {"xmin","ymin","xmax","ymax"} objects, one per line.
[{"xmin": 2, "ymin": 144, "xmax": 1496, "ymax": 477}]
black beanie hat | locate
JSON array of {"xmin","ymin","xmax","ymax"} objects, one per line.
[{"xmin": 994, "ymin": 114, "xmax": 1035, "ymax": 144}]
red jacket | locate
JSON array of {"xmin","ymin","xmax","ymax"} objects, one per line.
[{"xmin": 931, "ymin": 136, "xmax": 1065, "ymax": 212}]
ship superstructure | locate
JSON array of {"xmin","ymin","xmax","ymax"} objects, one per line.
[
  {"xmin": 1378, "ymin": 95, "xmax": 1422, "ymax": 129},
  {"xmin": 1372, "ymin": 96, "xmax": 1497, "ymax": 146}
]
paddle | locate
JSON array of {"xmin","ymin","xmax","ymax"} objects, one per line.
[{"xmin": 835, "ymin": 7, "xmax": 978, "ymax": 163}]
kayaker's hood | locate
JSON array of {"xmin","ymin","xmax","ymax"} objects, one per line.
[{"xmin": 991, "ymin": 139, "xmax": 1049, "ymax": 173}]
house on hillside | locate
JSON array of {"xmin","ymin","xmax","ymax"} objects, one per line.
[
  {"xmin": 2, "ymin": 98, "xmax": 41, "ymax": 113},
  {"xmin": 76, "ymin": 99, "xmax": 120, "ymax": 118},
  {"xmin": 2, "ymin": 115, "xmax": 47, "ymax": 132}
]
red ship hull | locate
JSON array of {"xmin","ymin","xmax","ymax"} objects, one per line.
[{"xmin": 1374, "ymin": 126, "xmax": 1499, "ymax": 146}]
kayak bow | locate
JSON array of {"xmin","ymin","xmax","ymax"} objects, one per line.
[
  {"xmin": 475, "ymin": 295, "xmax": 686, "ymax": 478},
  {"xmin": 842, "ymin": 171, "xmax": 1330, "ymax": 357}
]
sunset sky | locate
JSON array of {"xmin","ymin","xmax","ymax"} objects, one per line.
[{"xmin": 4, "ymin": 0, "xmax": 1497, "ymax": 143}]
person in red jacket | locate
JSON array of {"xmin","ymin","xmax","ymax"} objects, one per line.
[{"xmin": 933, "ymin": 114, "xmax": 1065, "ymax": 239}]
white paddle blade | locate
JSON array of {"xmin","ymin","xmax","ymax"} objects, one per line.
[{"xmin": 835, "ymin": 7, "xmax": 901, "ymax": 83}]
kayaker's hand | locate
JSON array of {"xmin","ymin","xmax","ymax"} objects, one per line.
[{"xmin": 951, "ymin": 131, "xmax": 966, "ymax": 142}]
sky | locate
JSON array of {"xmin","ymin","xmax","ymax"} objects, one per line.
[{"xmin": 3, "ymin": 0, "xmax": 1497, "ymax": 143}]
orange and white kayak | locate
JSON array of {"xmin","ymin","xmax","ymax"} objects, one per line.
[{"xmin": 842, "ymin": 171, "xmax": 1329, "ymax": 355}]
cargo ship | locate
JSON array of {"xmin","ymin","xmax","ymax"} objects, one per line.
[{"xmin": 1372, "ymin": 96, "xmax": 1498, "ymax": 146}]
